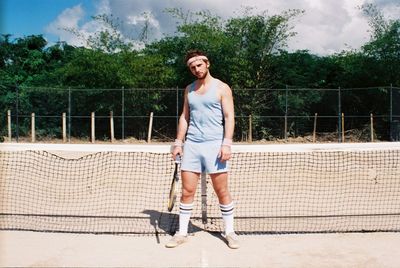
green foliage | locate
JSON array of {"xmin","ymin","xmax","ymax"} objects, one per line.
[
  {"xmin": 0, "ymin": 5, "xmax": 399, "ymax": 141},
  {"xmin": 59, "ymin": 48, "xmax": 122, "ymax": 88},
  {"xmin": 360, "ymin": 3, "xmax": 400, "ymax": 85},
  {"xmin": 225, "ymin": 8, "xmax": 304, "ymax": 88}
]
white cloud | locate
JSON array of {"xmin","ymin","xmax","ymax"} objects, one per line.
[
  {"xmin": 45, "ymin": 5, "xmax": 86, "ymax": 46},
  {"xmin": 126, "ymin": 12, "xmax": 160, "ymax": 31},
  {"xmin": 381, "ymin": 4, "xmax": 400, "ymax": 21},
  {"xmin": 95, "ymin": 0, "xmax": 111, "ymax": 15},
  {"xmin": 46, "ymin": 0, "xmax": 399, "ymax": 54},
  {"xmin": 45, "ymin": 0, "xmax": 141, "ymax": 50},
  {"xmin": 287, "ymin": 0, "xmax": 369, "ymax": 54},
  {"xmin": 103, "ymin": 0, "xmax": 372, "ymax": 54}
]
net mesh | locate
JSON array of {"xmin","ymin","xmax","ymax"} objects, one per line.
[{"xmin": 1, "ymin": 143, "xmax": 400, "ymax": 234}]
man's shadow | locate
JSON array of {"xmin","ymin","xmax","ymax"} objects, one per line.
[{"xmin": 142, "ymin": 209, "xmax": 202, "ymax": 235}]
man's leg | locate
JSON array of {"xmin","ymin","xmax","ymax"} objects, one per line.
[
  {"xmin": 210, "ymin": 172, "xmax": 239, "ymax": 249},
  {"xmin": 210, "ymin": 172, "xmax": 231, "ymax": 204},
  {"xmin": 166, "ymin": 171, "xmax": 199, "ymax": 248},
  {"xmin": 178, "ymin": 171, "xmax": 200, "ymax": 235},
  {"xmin": 210, "ymin": 172, "xmax": 234, "ymax": 233}
]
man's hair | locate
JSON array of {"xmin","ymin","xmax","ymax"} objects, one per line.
[{"xmin": 185, "ymin": 49, "xmax": 209, "ymax": 64}]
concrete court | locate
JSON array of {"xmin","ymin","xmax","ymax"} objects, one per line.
[{"xmin": 1, "ymin": 231, "xmax": 400, "ymax": 267}]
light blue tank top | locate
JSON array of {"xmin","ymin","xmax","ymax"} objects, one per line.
[{"xmin": 186, "ymin": 79, "xmax": 224, "ymax": 142}]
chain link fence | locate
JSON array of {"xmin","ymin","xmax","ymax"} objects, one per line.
[{"xmin": 1, "ymin": 85, "xmax": 399, "ymax": 143}]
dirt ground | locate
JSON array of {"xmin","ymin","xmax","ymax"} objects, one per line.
[
  {"xmin": 3, "ymin": 129, "xmax": 377, "ymax": 145},
  {"xmin": 1, "ymin": 231, "xmax": 400, "ymax": 267}
]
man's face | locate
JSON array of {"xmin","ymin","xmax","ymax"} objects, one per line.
[{"xmin": 188, "ymin": 59, "xmax": 209, "ymax": 79}]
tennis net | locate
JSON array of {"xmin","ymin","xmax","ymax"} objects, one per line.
[{"xmin": 1, "ymin": 142, "xmax": 400, "ymax": 234}]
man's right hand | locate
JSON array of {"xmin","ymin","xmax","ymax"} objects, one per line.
[{"xmin": 172, "ymin": 145, "xmax": 183, "ymax": 160}]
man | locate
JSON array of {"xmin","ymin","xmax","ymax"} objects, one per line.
[{"xmin": 166, "ymin": 49, "xmax": 239, "ymax": 249}]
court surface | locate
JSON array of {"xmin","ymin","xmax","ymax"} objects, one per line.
[{"xmin": 1, "ymin": 230, "xmax": 400, "ymax": 267}]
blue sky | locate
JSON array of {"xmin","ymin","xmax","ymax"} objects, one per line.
[
  {"xmin": 2, "ymin": 0, "xmax": 94, "ymax": 40},
  {"xmin": 1, "ymin": 0, "xmax": 399, "ymax": 54}
]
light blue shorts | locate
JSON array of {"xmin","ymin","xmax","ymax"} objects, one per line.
[{"xmin": 181, "ymin": 140, "xmax": 229, "ymax": 174}]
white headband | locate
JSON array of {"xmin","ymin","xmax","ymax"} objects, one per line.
[{"xmin": 186, "ymin": 55, "xmax": 208, "ymax": 66}]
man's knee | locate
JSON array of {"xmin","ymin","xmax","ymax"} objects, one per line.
[
  {"xmin": 181, "ymin": 186, "xmax": 197, "ymax": 201},
  {"xmin": 215, "ymin": 187, "xmax": 230, "ymax": 198}
]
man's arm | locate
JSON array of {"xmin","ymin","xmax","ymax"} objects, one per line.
[
  {"xmin": 176, "ymin": 87, "xmax": 190, "ymax": 141},
  {"xmin": 172, "ymin": 87, "xmax": 190, "ymax": 159},
  {"xmin": 221, "ymin": 84, "xmax": 234, "ymax": 140},
  {"xmin": 220, "ymin": 83, "xmax": 235, "ymax": 161}
]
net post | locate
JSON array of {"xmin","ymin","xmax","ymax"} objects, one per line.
[
  {"xmin": 147, "ymin": 112, "xmax": 153, "ymax": 143},
  {"xmin": 201, "ymin": 172, "xmax": 207, "ymax": 224},
  {"xmin": 313, "ymin": 113, "xmax": 317, "ymax": 143},
  {"xmin": 62, "ymin": 113, "xmax": 67, "ymax": 143},
  {"xmin": 110, "ymin": 111, "xmax": 115, "ymax": 143},
  {"xmin": 91, "ymin": 112, "xmax": 95, "ymax": 143},
  {"xmin": 31, "ymin": 113, "xmax": 35, "ymax": 143},
  {"xmin": 7, "ymin": 110, "xmax": 11, "ymax": 142}
]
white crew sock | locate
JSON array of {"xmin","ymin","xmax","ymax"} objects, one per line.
[
  {"xmin": 220, "ymin": 201, "xmax": 235, "ymax": 235},
  {"xmin": 178, "ymin": 202, "xmax": 193, "ymax": 236}
]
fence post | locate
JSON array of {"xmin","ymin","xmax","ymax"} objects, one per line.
[
  {"xmin": 110, "ymin": 111, "xmax": 115, "ymax": 143},
  {"xmin": 147, "ymin": 112, "xmax": 154, "ymax": 143},
  {"xmin": 176, "ymin": 87, "xmax": 179, "ymax": 129},
  {"xmin": 370, "ymin": 113, "xmax": 374, "ymax": 142},
  {"xmin": 390, "ymin": 84, "xmax": 393, "ymax": 141},
  {"xmin": 7, "ymin": 110, "xmax": 11, "ymax": 142},
  {"xmin": 313, "ymin": 113, "xmax": 318, "ymax": 143},
  {"xmin": 338, "ymin": 87, "xmax": 342, "ymax": 142},
  {"xmin": 285, "ymin": 85, "xmax": 288, "ymax": 140},
  {"xmin": 341, "ymin": 113, "xmax": 345, "ymax": 142},
  {"xmin": 68, "ymin": 88, "xmax": 71, "ymax": 143},
  {"xmin": 248, "ymin": 114, "xmax": 252, "ymax": 142},
  {"xmin": 91, "ymin": 112, "xmax": 95, "ymax": 143},
  {"xmin": 31, "ymin": 113, "xmax": 35, "ymax": 143},
  {"xmin": 62, "ymin": 112, "xmax": 67, "ymax": 143},
  {"xmin": 15, "ymin": 85, "xmax": 19, "ymax": 142},
  {"xmin": 121, "ymin": 87, "xmax": 125, "ymax": 141}
]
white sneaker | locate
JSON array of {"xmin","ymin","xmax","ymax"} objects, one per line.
[
  {"xmin": 165, "ymin": 234, "xmax": 188, "ymax": 248},
  {"xmin": 222, "ymin": 232, "xmax": 240, "ymax": 249}
]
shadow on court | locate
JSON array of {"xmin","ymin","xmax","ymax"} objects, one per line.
[{"xmin": 142, "ymin": 210, "xmax": 203, "ymax": 235}]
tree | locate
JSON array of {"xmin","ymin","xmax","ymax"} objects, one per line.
[
  {"xmin": 225, "ymin": 8, "xmax": 303, "ymax": 89},
  {"xmin": 361, "ymin": 3, "xmax": 400, "ymax": 85},
  {"xmin": 63, "ymin": 14, "xmax": 134, "ymax": 53},
  {"xmin": 0, "ymin": 35, "xmax": 48, "ymax": 85},
  {"xmin": 147, "ymin": 7, "xmax": 303, "ymax": 139}
]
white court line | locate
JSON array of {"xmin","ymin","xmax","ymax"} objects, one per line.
[{"xmin": 201, "ymin": 248, "xmax": 209, "ymax": 267}]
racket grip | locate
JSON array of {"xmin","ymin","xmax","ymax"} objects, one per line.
[{"xmin": 175, "ymin": 154, "xmax": 181, "ymax": 164}]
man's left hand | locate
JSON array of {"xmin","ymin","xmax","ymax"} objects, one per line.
[{"xmin": 219, "ymin": 145, "xmax": 232, "ymax": 161}]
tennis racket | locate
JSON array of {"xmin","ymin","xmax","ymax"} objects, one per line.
[{"xmin": 167, "ymin": 154, "xmax": 181, "ymax": 212}]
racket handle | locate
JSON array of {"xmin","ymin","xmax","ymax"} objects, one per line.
[{"xmin": 175, "ymin": 154, "xmax": 181, "ymax": 164}]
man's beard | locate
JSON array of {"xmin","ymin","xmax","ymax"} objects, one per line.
[{"xmin": 196, "ymin": 70, "xmax": 208, "ymax": 79}]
